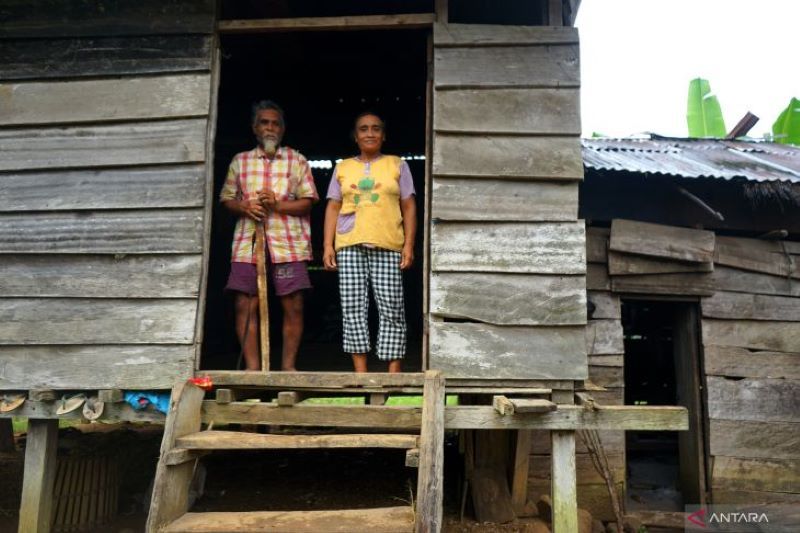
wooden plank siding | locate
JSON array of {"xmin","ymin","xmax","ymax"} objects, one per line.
[
  {"xmin": 0, "ymin": 0, "xmax": 215, "ymax": 390},
  {"xmin": 429, "ymin": 23, "xmax": 585, "ymax": 380}
]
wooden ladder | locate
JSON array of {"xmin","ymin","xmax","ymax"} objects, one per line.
[{"xmin": 145, "ymin": 371, "xmax": 445, "ymax": 533}]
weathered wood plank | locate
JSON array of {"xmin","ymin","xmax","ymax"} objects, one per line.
[
  {"xmin": 710, "ymin": 491, "xmax": 800, "ymax": 529},
  {"xmin": 0, "ymin": 0, "xmax": 215, "ymax": 39},
  {"xmin": 220, "ymin": 13, "xmax": 436, "ymax": 33},
  {"xmin": 588, "ymin": 356, "xmax": 623, "ymax": 367},
  {"xmin": 711, "ymin": 266, "xmax": 800, "ymax": 297},
  {"xmin": 0, "ymin": 119, "xmax": 207, "ymax": 172},
  {"xmin": 586, "ymin": 227, "xmax": 609, "ymax": 264},
  {"xmin": 1, "ymin": 74, "xmax": 210, "ymax": 126},
  {"xmin": 702, "ymin": 319, "xmax": 800, "ymax": 353},
  {"xmin": 175, "ymin": 431, "xmax": 418, "ymax": 450},
  {"xmin": 587, "ymin": 291, "xmax": 620, "ymax": 319},
  {"xmin": 530, "ymin": 429, "xmax": 625, "ymax": 455},
  {"xmin": 585, "ymin": 320, "xmax": 624, "ymax": 355},
  {"xmin": 0, "ymin": 298, "xmax": 196, "ymax": 345},
  {"xmin": 18, "ymin": 419, "xmax": 58, "ymax": 533},
  {"xmin": 611, "ymin": 272, "xmax": 714, "ymax": 296},
  {"xmin": 434, "ymin": 88, "xmax": 580, "ymax": 134},
  {"xmin": 435, "ymin": 45, "xmax": 579, "ymax": 89},
  {"xmin": 702, "ymin": 292, "xmax": 800, "ymax": 321},
  {"xmin": 434, "ymin": 23, "xmax": 578, "ymax": 46},
  {"xmin": 0, "ymin": 400, "xmax": 164, "ymax": 422},
  {"xmin": 429, "ymin": 321, "xmax": 587, "ymax": 380},
  {"xmin": 586, "ymin": 264, "xmax": 610, "ymax": 291},
  {"xmin": 0, "ymin": 164, "xmax": 205, "ymax": 212},
  {"xmin": 608, "ymin": 250, "xmax": 712, "ymax": 276},
  {"xmin": 706, "ymin": 376, "xmax": 800, "ymax": 423},
  {"xmin": 433, "ymin": 135, "xmax": 583, "ymax": 179},
  {"xmin": 610, "ymin": 219, "xmax": 715, "ymax": 263},
  {"xmin": 714, "ymin": 235, "xmax": 800, "ymax": 279},
  {"xmin": 431, "ymin": 221, "xmax": 586, "ymax": 274},
  {"xmin": 588, "ymin": 366, "xmax": 623, "ymax": 388},
  {"xmin": 0, "ymin": 255, "xmax": 201, "ymax": 298},
  {"xmin": 703, "ymin": 345, "xmax": 800, "ymax": 379},
  {"xmin": 712, "ymin": 456, "xmax": 800, "ymax": 493},
  {"xmin": 431, "ymin": 177, "xmax": 578, "ymax": 221},
  {"xmin": 415, "ymin": 370, "xmax": 445, "ymax": 533},
  {"xmin": 0, "ymin": 345, "xmax": 194, "ymax": 389},
  {"xmin": 0, "ymin": 209, "xmax": 203, "ymax": 254},
  {"xmin": 530, "ymin": 452, "xmax": 625, "ymax": 485},
  {"xmin": 162, "ymin": 507, "xmax": 415, "ymax": 533},
  {"xmin": 0, "ymin": 35, "xmax": 212, "ymax": 80},
  {"xmin": 528, "ymin": 482, "xmax": 623, "ymax": 522},
  {"xmin": 709, "ymin": 420, "xmax": 800, "ymax": 460},
  {"xmin": 430, "ymin": 272, "xmax": 586, "ymax": 325},
  {"xmin": 146, "ymin": 381, "xmax": 205, "ymax": 532}
]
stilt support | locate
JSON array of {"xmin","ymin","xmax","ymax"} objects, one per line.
[{"xmin": 19, "ymin": 419, "xmax": 58, "ymax": 533}]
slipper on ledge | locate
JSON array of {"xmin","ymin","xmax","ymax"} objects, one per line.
[{"xmin": 0, "ymin": 393, "xmax": 25, "ymax": 413}]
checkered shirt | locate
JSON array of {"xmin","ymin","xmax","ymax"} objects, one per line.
[{"xmin": 220, "ymin": 146, "xmax": 318, "ymax": 264}]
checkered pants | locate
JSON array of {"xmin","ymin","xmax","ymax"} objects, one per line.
[{"xmin": 337, "ymin": 245, "xmax": 406, "ymax": 360}]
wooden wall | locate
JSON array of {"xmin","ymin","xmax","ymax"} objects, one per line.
[
  {"xmin": 0, "ymin": 0, "xmax": 216, "ymax": 390},
  {"xmin": 428, "ymin": 23, "xmax": 587, "ymax": 380},
  {"xmin": 575, "ymin": 219, "xmax": 800, "ymax": 520}
]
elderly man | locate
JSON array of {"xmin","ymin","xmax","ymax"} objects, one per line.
[{"xmin": 220, "ymin": 100, "xmax": 318, "ymax": 371}]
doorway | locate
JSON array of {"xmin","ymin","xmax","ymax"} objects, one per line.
[
  {"xmin": 622, "ymin": 299, "xmax": 708, "ymax": 510},
  {"xmin": 200, "ymin": 28, "xmax": 428, "ymax": 372}
]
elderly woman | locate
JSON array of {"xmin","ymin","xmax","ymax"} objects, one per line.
[{"xmin": 323, "ymin": 112, "xmax": 417, "ymax": 373}]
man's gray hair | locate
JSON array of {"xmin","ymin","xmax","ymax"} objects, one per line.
[{"xmin": 251, "ymin": 100, "xmax": 285, "ymax": 127}]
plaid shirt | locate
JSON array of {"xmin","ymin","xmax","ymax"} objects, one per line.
[{"xmin": 220, "ymin": 146, "xmax": 318, "ymax": 264}]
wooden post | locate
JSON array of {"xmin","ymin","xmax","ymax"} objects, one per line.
[
  {"xmin": 415, "ymin": 370, "xmax": 445, "ymax": 533},
  {"xmin": 551, "ymin": 389, "xmax": 577, "ymax": 533},
  {"xmin": 510, "ymin": 430, "xmax": 531, "ymax": 514},
  {"xmin": 19, "ymin": 419, "xmax": 59, "ymax": 533},
  {"xmin": 255, "ymin": 222, "xmax": 270, "ymax": 371}
]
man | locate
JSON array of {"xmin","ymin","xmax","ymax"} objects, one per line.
[{"xmin": 220, "ymin": 100, "xmax": 318, "ymax": 371}]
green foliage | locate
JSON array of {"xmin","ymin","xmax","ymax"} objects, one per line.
[
  {"xmin": 687, "ymin": 78, "xmax": 727, "ymax": 137},
  {"xmin": 772, "ymin": 97, "xmax": 800, "ymax": 145}
]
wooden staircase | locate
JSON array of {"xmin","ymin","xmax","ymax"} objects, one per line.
[{"xmin": 146, "ymin": 371, "xmax": 445, "ymax": 533}]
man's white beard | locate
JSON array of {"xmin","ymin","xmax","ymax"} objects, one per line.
[{"xmin": 261, "ymin": 137, "xmax": 278, "ymax": 157}]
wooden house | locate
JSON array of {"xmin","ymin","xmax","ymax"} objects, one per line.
[
  {"xmin": 1, "ymin": 2, "xmax": 692, "ymax": 532},
  {"xmin": 576, "ymin": 137, "xmax": 800, "ymax": 529}
]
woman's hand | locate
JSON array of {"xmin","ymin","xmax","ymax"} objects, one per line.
[
  {"xmin": 400, "ymin": 243, "xmax": 414, "ymax": 270},
  {"xmin": 323, "ymin": 245, "xmax": 338, "ymax": 271}
]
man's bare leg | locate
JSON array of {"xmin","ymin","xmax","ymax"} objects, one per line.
[
  {"xmin": 388, "ymin": 359, "xmax": 402, "ymax": 373},
  {"xmin": 234, "ymin": 293, "xmax": 261, "ymax": 370},
  {"xmin": 280, "ymin": 292, "xmax": 304, "ymax": 371},
  {"xmin": 352, "ymin": 353, "xmax": 368, "ymax": 373}
]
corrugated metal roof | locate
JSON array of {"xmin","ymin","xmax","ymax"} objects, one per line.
[{"xmin": 582, "ymin": 138, "xmax": 800, "ymax": 183}]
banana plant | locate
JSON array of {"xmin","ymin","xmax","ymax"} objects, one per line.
[
  {"xmin": 687, "ymin": 78, "xmax": 727, "ymax": 138},
  {"xmin": 772, "ymin": 97, "xmax": 800, "ymax": 145}
]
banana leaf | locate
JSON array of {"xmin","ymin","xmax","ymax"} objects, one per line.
[
  {"xmin": 686, "ymin": 78, "xmax": 727, "ymax": 138},
  {"xmin": 772, "ymin": 97, "xmax": 800, "ymax": 145}
]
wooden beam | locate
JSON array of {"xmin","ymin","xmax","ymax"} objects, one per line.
[
  {"xmin": 219, "ymin": 13, "xmax": 435, "ymax": 34},
  {"xmin": 201, "ymin": 371, "xmax": 425, "ymax": 389},
  {"xmin": 199, "ymin": 402, "xmax": 688, "ymax": 431},
  {"xmin": 175, "ymin": 431, "xmax": 419, "ymax": 450},
  {"xmin": 415, "ymin": 370, "xmax": 445, "ymax": 533},
  {"xmin": 510, "ymin": 430, "xmax": 532, "ymax": 514},
  {"xmin": 19, "ymin": 419, "xmax": 58, "ymax": 533},
  {"xmin": 0, "ymin": 400, "xmax": 164, "ymax": 422}
]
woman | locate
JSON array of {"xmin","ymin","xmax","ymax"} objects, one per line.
[{"xmin": 323, "ymin": 112, "xmax": 417, "ymax": 373}]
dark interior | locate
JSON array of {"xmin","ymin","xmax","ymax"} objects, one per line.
[
  {"xmin": 201, "ymin": 28, "xmax": 428, "ymax": 372},
  {"xmin": 622, "ymin": 299, "xmax": 703, "ymax": 510}
]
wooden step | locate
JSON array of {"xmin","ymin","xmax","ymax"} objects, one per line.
[
  {"xmin": 174, "ymin": 430, "xmax": 419, "ymax": 450},
  {"xmin": 161, "ymin": 506, "xmax": 414, "ymax": 532}
]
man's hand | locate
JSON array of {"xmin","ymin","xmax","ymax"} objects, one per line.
[
  {"xmin": 258, "ymin": 189, "xmax": 277, "ymax": 211},
  {"xmin": 239, "ymin": 199, "xmax": 267, "ymax": 221},
  {"xmin": 323, "ymin": 245, "xmax": 337, "ymax": 271},
  {"xmin": 400, "ymin": 243, "xmax": 414, "ymax": 270}
]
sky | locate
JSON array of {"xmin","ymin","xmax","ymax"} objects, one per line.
[{"xmin": 575, "ymin": 0, "xmax": 800, "ymax": 138}]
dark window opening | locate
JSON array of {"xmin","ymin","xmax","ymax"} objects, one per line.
[
  {"xmin": 201, "ymin": 29, "xmax": 428, "ymax": 373},
  {"xmin": 221, "ymin": 0, "xmax": 434, "ymax": 20},
  {"xmin": 622, "ymin": 299, "xmax": 707, "ymax": 510},
  {"xmin": 448, "ymin": 0, "xmax": 547, "ymax": 25}
]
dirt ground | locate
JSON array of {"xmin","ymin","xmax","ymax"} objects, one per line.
[{"xmin": 0, "ymin": 424, "xmax": 563, "ymax": 533}]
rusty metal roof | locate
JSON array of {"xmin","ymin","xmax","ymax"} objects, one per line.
[{"xmin": 582, "ymin": 138, "xmax": 800, "ymax": 184}]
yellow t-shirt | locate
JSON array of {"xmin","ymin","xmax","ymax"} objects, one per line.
[{"xmin": 334, "ymin": 156, "xmax": 406, "ymax": 252}]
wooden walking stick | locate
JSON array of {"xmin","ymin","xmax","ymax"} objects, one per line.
[{"xmin": 255, "ymin": 221, "xmax": 270, "ymax": 371}]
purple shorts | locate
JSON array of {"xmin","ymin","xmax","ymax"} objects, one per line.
[{"xmin": 225, "ymin": 261, "xmax": 311, "ymax": 297}]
